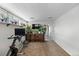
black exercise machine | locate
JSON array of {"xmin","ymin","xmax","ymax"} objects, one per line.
[
  {"xmin": 6, "ymin": 28, "xmax": 26, "ymax": 56},
  {"xmin": 6, "ymin": 35, "xmax": 22, "ymax": 56}
]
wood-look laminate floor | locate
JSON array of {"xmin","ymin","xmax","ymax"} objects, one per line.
[{"xmin": 19, "ymin": 41, "xmax": 70, "ymax": 56}]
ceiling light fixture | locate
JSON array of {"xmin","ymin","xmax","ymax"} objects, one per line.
[
  {"xmin": 48, "ymin": 16, "xmax": 52, "ymax": 19},
  {"xmin": 30, "ymin": 17, "xmax": 35, "ymax": 19}
]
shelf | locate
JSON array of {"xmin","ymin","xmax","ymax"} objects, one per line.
[{"xmin": 0, "ymin": 21, "xmax": 20, "ymax": 27}]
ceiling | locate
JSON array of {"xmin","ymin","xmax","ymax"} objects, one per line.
[{"xmin": 0, "ymin": 3, "xmax": 79, "ymax": 24}]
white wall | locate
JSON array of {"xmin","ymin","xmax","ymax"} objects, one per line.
[
  {"xmin": 0, "ymin": 23, "xmax": 24, "ymax": 56},
  {"xmin": 52, "ymin": 5, "xmax": 79, "ymax": 56}
]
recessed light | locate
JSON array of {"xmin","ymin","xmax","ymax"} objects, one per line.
[
  {"xmin": 30, "ymin": 17, "xmax": 35, "ymax": 19},
  {"xmin": 48, "ymin": 16, "xmax": 52, "ymax": 19}
]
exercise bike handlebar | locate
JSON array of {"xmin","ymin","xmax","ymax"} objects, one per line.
[{"xmin": 8, "ymin": 35, "xmax": 14, "ymax": 39}]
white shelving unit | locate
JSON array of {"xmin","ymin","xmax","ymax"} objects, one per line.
[{"xmin": 0, "ymin": 7, "xmax": 28, "ymax": 26}]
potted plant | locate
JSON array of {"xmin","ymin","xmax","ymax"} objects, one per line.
[
  {"xmin": 0, "ymin": 14, "xmax": 5, "ymax": 22},
  {"xmin": 26, "ymin": 24, "xmax": 32, "ymax": 33},
  {"xmin": 0, "ymin": 13, "xmax": 9, "ymax": 23}
]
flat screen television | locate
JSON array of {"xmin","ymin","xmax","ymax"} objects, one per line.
[
  {"xmin": 15, "ymin": 28, "xmax": 25, "ymax": 36},
  {"xmin": 32, "ymin": 24, "xmax": 40, "ymax": 29}
]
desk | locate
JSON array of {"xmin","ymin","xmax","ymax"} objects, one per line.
[{"xmin": 26, "ymin": 33, "xmax": 45, "ymax": 42}]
